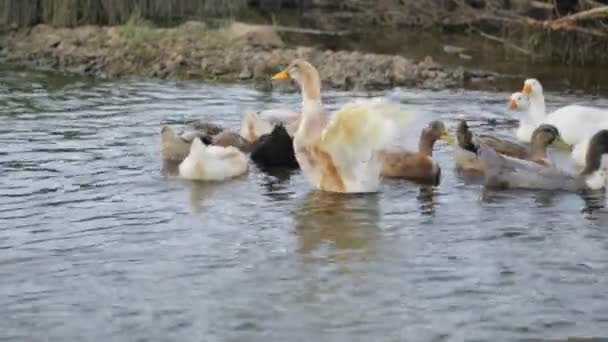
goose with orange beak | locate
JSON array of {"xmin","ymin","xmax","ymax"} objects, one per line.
[
  {"xmin": 508, "ymin": 91, "xmax": 537, "ymax": 143},
  {"xmin": 520, "ymin": 78, "xmax": 608, "ymax": 147},
  {"xmin": 271, "ymin": 59, "xmax": 412, "ymax": 193},
  {"xmin": 509, "ymin": 89, "xmax": 571, "ymax": 149}
]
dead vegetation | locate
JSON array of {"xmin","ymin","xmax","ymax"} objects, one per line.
[
  {"xmin": 0, "ymin": 0, "xmax": 247, "ymax": 28},
  {"xmin": 333, "ymin": 0, "xmax": 608, "ymax": 64},
  {"xmin": 1, "ymin": 0, "xmax": 608, "ymax": 65}
]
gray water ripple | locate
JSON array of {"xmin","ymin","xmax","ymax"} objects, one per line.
[{"xmin": 1, "ymin": 65, "xmax": 608, "ymax": 341}]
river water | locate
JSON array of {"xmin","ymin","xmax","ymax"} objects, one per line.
[{"xmin": 2, "ymin": 65, "xmax": 608, "ymax": 341}]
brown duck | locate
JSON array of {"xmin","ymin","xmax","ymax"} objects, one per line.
[
  {"xmin": 454, "ymin": 120, "xmax": 560, "ymax": 173},
  {"xmin": 379, "ymin": 120, "xmax": 449, "ymax": 186}
]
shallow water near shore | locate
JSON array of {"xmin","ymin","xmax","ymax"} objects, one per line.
[
  {"xmin": 2, "ymin": 64, "xmax": 608, "ymax": 341},
  {"xmin": 283, "ymin": 28, "xmax": 608, "ymax": 95}
]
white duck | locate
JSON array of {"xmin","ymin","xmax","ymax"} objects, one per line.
[
  {"xmin": 160, "ymin": 125, "xmax": 212, "ymax": 162},
  {"xmin": 521, "ymin": 78, "xmax": 608, "ymax": 146},
  {"xmin": 178, "ymin": 137, "xmax": 248, "ymax": 181},
  {"xmin": 240, "ymin": 109, "xmax": 300, "ymax": 143},
  {"xmin": 508, "ymin": 91, "xmax": 536, "ymax": 143},
  {"xmin": 477, "ymin": 129, "xmax": 608, "ymax": 192},
  {"xmin": 271, "ymin": 59, "xmax": 410, "ymax": 193}
]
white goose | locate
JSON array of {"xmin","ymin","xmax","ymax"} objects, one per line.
[
  {"xmin": 271, "ymin": 59, "xmax": 410, "ymax": 193},
  {"xmin": 508, "ymin": 91, "xmax": 536, "ymax": 143},
  {"xmin": 521, "ymin": 78, "xmax": 608, "ymax": 146}
]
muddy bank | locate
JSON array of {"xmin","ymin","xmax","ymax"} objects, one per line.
[{"xmin": 0, "ymin": 21, "xmax": 495, "ymax": 91}]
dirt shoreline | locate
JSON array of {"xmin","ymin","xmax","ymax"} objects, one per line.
[{"xmin": 0, "ymin": 21, "xmax": 498, "ymax": 91}]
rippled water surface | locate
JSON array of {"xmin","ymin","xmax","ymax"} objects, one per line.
[{"xmin": 2, "ymin": 65, "xmax": 608, "ymax": 341}]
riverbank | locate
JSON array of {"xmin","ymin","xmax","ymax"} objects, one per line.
[{"xmin": 0, "ymin": 21, "xmax": 495, "ymax": 91}]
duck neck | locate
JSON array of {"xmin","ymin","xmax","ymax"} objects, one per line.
[
  {"xmin": 296, "ymin": 71, "xmax": 325, "ymax": 141},
  {"xmin": 529, "ymin": 94, "xmax": 546, "ymax": 125},
  {"xmin": 518, "ymin": 112, "xmax": 534, "ymax": 128},
  {"xmin": 419, "ymin": 133, "xmax": 436, "ymax": 157},
  {"xmin": 529, "ymin": 140, "xmax": 548, "ymax": 161},
  {"xmin": 301, "ymin": 72, "xmax": 322, "ymax": 105}
]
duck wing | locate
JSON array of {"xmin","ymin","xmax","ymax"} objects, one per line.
[
  {"xmin": 477, "ymin": 144, "xmax": 580, "ymax": 191},
  {"xmin": 319, "ymin": 99, "xmax": 412, "ymax": 192},
  {"xmin": 190, "ymin": 121, "xmax": 224, "ymax": 136},
  {"xmin": 477, "ymin": 134, "xmax": 529, "ymax": 159}
]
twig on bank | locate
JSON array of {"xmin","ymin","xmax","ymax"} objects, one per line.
[{"xmin": 472, "ymin": 27, "xmax": 535, "ymax": 56}]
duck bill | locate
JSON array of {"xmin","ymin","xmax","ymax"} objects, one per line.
[
  {"xmin": 508, "ymin": 99, "xmax": 517, "ymax": 110},
  {"xmin": 440, "ymin": 129, "xmax": 455, "ymax": 145},
  {"xmin": 271, "ymin": 70, "xmax": 290, "ymax": 81},
  {"xmin": 552, "ymin": 137, "xmax": 571, "ymax": 150},
  {"xmin": 522, "ymin": 83, "xmax": 532, "ymax": 95}
]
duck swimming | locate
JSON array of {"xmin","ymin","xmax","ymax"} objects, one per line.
[
  {"xmin": 478, "ymin": 129, "xmax": 608, "ymax": 192},
  {"xmin": 271, "ymin": 59, "xmax": 409, "ymax": 193},
  {"xmin": 379, "ymin": 121, "xmax": 448, "ymax": 186},
  {"xmin": 160, "ymin": 125, "xmax": 213, "ymax": 162},
  {"xmin": 241, "ymin": 109, "xmax": 300, "ymax": 143},
  {"xmin": 212, "ymin": 130, "xmax": 252, "ymax": 153},
  {"xmin": 454, "ymin": 120, "xmax": 560, "ymax": 173},
  {"xmin": 190, "ymin": 120, "xmax": 225, "ymax": 136},
  {"xmin": 178, "ymin": 137, "xmax": 249, "ymax": 181},
  {"xmin": 250, "ymin": 124, "xmax": 299, "ymax": 169},
  {"xmin": 161, "ymin": 123, "xmax": 252, "ymax": 164},
  {"xmin": 520, "ymin": 78, "xmax": 608, "ymax": 145}
]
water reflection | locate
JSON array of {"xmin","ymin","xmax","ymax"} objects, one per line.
[
  {"xmin": 293, "ymin": 191, "xmax": 381, "ymax": 259},
  {"xmin": 4, "ymin": 66, "xmax": 608, "ymax": 341},
  {"xmin": 187, "ymin": 182, "xmax": 223, "ymax": 214},
  {"xmin": 256, "ymin": 167, "xmax": 297, "ymax": 202},
  {"xmin": 416, "ymin": 186, "xmax": 437, "ymax": 215},
  {"xmin": 480, "ymin": 187, "xmax": 562, "ymax": 208},
  {"xmin": 580, "ymin": 190, "xmax": 606, "ymax": 216},
  {"xmin": 532, "ymin": 191, "xmax": 558, "ymax": 207},
  {"xmin": 161, "ymin": 159, "xmax": 180, "ymax": 176}
]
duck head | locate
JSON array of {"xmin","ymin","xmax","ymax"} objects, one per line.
[
  {"xmin": 272, "ymin": 59, "xmax": 321, "ymax": 102},
  {"xmin": 582, "ymin": 130, "xmax": 608, "ymax": 190},
  {"xmin": 418, "ymin": 120, "xmax": 449, "ymax": 155},
  {"xmin": 522, "ymin": 78, "xmax": 543, "ymax": 96},
  {"xmin": 531, "ymin": 123, "xmax": 571, "ymax": 150},
  {"xmin": 508, "ymin": 92, "xmax": 530, "ymax": 111},
  {"xmin": 161, "ymin": 125, "xmax": 177, "ymax": 139},
  {"xmin": 531, "ymin": 124, "xmax": 559, "ymax": 147},
  {"xmin": 423, "ymin": 121, "xmax": 450, "ymax": 143},
  {"xmin": 456, "ymin": 120, "xmax": 477, "ymax": 153},
  {"xmin": 529, "ymin": 124, "xmax": 564, "ymax": 160}
]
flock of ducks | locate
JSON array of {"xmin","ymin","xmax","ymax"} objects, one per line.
[{"xmin": 160, "ymin": 59, "xmax": 608, "ymax": 196}]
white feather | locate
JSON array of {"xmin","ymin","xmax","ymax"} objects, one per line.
[
  {"xmin": 240, "ymin": 109, "xmax": 300, "ymax": 142},
  {"xmin": 178, "ymin": 138, "xmax": 248, "ymax": 181}
]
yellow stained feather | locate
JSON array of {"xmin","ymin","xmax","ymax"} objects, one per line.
[
  {"xmin": 310, "ymin": 99, "xmax": 414, "ymax": 192},
  {"xmin": 321, "ymin": 100, "xmax": 412, "ymax": 148}
]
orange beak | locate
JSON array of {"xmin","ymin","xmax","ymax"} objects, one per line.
[
  {"xmin": 271, "ymin": 70, "xmax": 289, "ymax": 81},
  {"xmin": 522, "ymin": 83, "xmax": 532, "ymax": 94},
  {"xmin": 508, "ymin": 99, "xmax": 517, "ymax": 109}
]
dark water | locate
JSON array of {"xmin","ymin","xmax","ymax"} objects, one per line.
[
  {"xmin": 2, "ymin": 65, "xmax": 608, "ymax": 341},
  {"xmin": 282, "ymin": 29, "xmax": 608, "ymax": 96}
]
